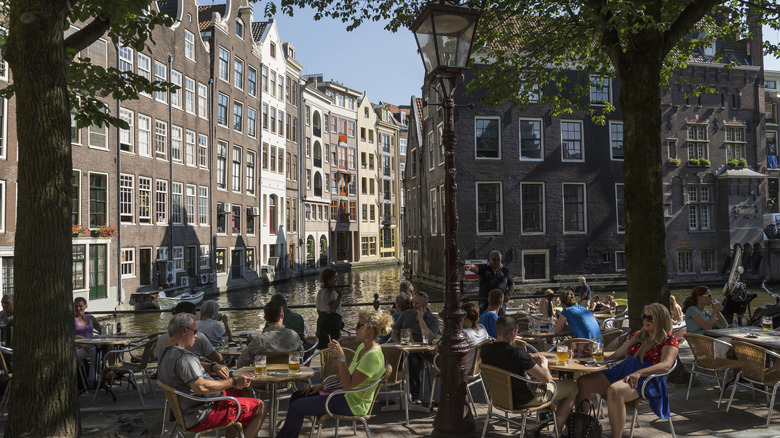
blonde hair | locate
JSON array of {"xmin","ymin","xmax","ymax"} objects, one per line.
[
  {"xmin": 626, "ymin": 303, "xmax": 673, "ymax": 363},
  {"xmin": 359, "ymin": 310, "xmax": 393, "ymax": 338}
]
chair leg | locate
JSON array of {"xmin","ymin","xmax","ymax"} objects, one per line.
[
  {"xmin": 335, "ymin": 419, "xmax": 340, "ymax": 438},
  {"xmin": 428, "ymin": 377, "xmax": 438, "ymax": 411},
  {"xmin": 466, "ymin": 381, "xmax": 476, "ymax": 418},
  {"xmin": 481, "ymin": 404, "xmax": 491, "ymax": 438},
  {"xmin": 551, "ymin": 411, "xmax": 559, "ymax": 438},
  {"xmin": 308, "ymin": 417, "xmax": 316, "ymax": 438},
  {"xmin": 359, "ymin": 418, "xmax": 371, "ymax": 438},
  {"xmin": 669, "ymin": 415, "xmax": 676, "ymax": 438},
  {"xmin": 717, "ymin": 370, "xmax": 729, "ymax": 408},
  {"xmin": 726, "ymin": 372, "xmax": 742, "ymax": 412},
  {"xmin": 504, "ymin": 410, "xmax": 509, "ymax": 433},
  {"xmin": 91, "ymin": 370, "xmax": 105, "ymax": 406},
  {"xmin": 628, "ymin": 408, "xmax": 638, "ymax": 438},
  {"xmin": 131, "ymin": 373, "xmax": 145, "ymax": 406},
  {"xmin": 686, "ymin": 364, "xmax": 695, "ymax": 400},
  {"xmin": 316, "ymin": 423, "xmax": 323, "ymax": 438},
  {"xmin": 767, "ymin": 384, "xmax": 779, "ymax": 428},
  {"xmin": 518, "ymin": 411, "xmax": 528, "ymax": 438}
]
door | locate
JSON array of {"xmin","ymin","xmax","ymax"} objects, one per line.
[
  {"xmin": 289, "ymin": 244, "xmax": 294, "ymax": 269},
  {"xmin": 139, "ymin": 248, "xmax": 152, "ymax": 285},
  {"xmin": 231, "ymin": 249, "xmax": 243, "ymax": 279},
  {"xmin": 186, "ymin": 246, "xmax": 197, "ymax": 277},
  {"xmin": 88, "ymin": 244, "xmax": 107, "ymax": 300}
]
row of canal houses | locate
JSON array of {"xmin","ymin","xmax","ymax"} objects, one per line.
[{"xmin": 0, "ymin": 0, "xmax": 408, "ymax": 311}]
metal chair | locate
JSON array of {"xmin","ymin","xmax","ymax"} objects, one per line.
[
  {"xmin": 308, "ymin": 364, "xmax": 391, "ymax": 438},
  {"xmin": 378, "ymin": 345, "xmax": 409, "ymax": 424},
  {"xmin": 92, "ymin": 334, "xmax": 159, "ymax": 406},
  {"xmin": 0, "ymin": 346, "xmax": 11, "ymax": 416},
  {"xmin": 158, "ymin": 380, "xmax": 245, "ymax": 438},
  {"xmin": 427, "ymin": 338, "xmax": 491, "ymax": 418},
  {"xmin": 726, "ymin": 341, "xmax": 780, "ymax": 428},
  {"xmin": 683, "ymin": 333, "xmax": 740, "ymax": 407},
  {"xmin": 479, "ymin": 363, "xmax": 559, "ymax": 438},
  {"xmin": 624, "ymin": 359, "xmax": 678, "ymax": 437}
]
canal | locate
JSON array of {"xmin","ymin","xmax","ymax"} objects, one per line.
[{"xmin": 109, "ymin": 264, "xmax": 780, "ymax": 335}]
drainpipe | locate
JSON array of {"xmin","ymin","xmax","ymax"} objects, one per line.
[
  {"xmin": 167, "ymin": 54, "xmax": 174, "ymax": 267},
  {"xmin": 209, "ymin": 77, "xmax": 215, "ymax": 275},
  {"xmin": 115, "ymin": 91, "xmax": 122, "ymax": 308}
]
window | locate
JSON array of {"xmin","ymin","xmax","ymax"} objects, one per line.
[
  {"xmin": 261, "ymin": 65, "xmax": 268, "ymax": 92},
  {"xmin": 561, "ymin": 120, "xmax": 583, "ymax": 161},
  {"xmin": 199, "ymin": 187, "xmax": 208, "ymax": 225},
  {"xmin": 156, "ymin": 180, "xmax": 167, "ymax": 224},
  {"xmin": 701, "ymin": 249, "xmax": 716, "ymax": 273},
  {"xmin": 73, "ymin": 246, "xmax": 85, "ymax": 289},
  {"xmin": 215, "ymin": 249, "xmax": 226, "ymax": 273},
  {"xmin": 688, "ymin": 185, "xmax": 712, "ymax": 231},
  {"xmin": 71, "ymin": 171, "xmax": 80, "ymax": 226},
  {"xmin": 185, "ymin": 130, "xmax": 196, "ymax": 166},
  {"xmin": 199, "ymin": 245, "xmax": 210, "ymax": 269},
  {"xmin": 520, "ymin": 119, "xmax": 542, "ymax": 159},
  {"xmin": 270, "ymin": 108, "xmax": 276, "ymax": 134},
  {"xmin": 232, "ymin": 146, "xmax": 242, "ymax": 192},
  {"xmin": 247, "ymin": 151, "xmax": 256, "ymax": 195},
  {"xmin": 270, "ymin": 42, "xmax": 276, "ymax": 58},
  {"xmin": 89, "ymin": 173, "xmax": 107, "ymax": 227},
  {"xmin": 476, "ymin": 182, "xmax": 502, "ymax": 234},
  {"xmin": 173, "ymin": 246, "xmax": 184, "ymax": 271},
  {"xmin": 155, "ymin": 120, "xmax": 167, "ymax": 159},
  {"xmin": 247, "ymin": 107, "xmax": 257, "ymax": 138},
  {"xmin": 522, "ymin": 251, "xmax": 549, "ymax": 280},
  {"xmin": 170, "ymin": 70, "xmax": 182, "ymax": 109},
  {"xmin": 154, "ymin": 61, "xmax": 167, "ymax": 102},
  {"xmin": 198, "ymin": 134, "xmax": 208, "ymax": 168},
  {"xmin": 248, "ymin": 67, "xmax": 257, "ymax": 97},
  {"xmin": 278, "ymin": 110, "xmax": 284, "ymax": 136},
  {"xmin": 270, "ymin": 71, "xmax": 276, "ymax": 98},
  {"xmin": 139, "ymin": 176, "xmax": 151, "ymax": 224},
  {"xmin": 121, "ymin": 248, "xmax": 134, "ymax": 278},
  {"xmin": 217, "ymin": 93, "xmax": 228, "ymax": 126},
  {"xmin": 186, "ymin": 185, "xmax": 196, "ymax": 225},
  {"xmin": 667, "ymin": 139, "xmax": 677, "ymax": 160},
  {"xmin": 677, "ymin": 250, "xmax": 693, "ymax": 274},
  {"xmin": 231, "ymin": 204, "xmax": 241, "ymax": 234},
  {"xmin": 348, "ymin": 121, "xmax": 355, "ymax": 137},
  {"xmin": 184, "ymin": 76, "xmax": 195, "ymax": 114},
  {"xmin": 197, "ymin": 83, "xmax": 207, "ymax": 119},
  {"xmin": 262, "ymin": 143, "xmax": 269, "ymax": 169},
  {"xmin": 590, "ymin": 76, "xmax": 610, "ymax": 103},
  {"xmin": 119, "ymin": 108, "xmax": 133, "ymax": 153},
  {"xmin": 171, "ymin": 125, "xmax": 182, "ymax": 162},
  {"xmin": 184, "ymin": 30, "xmax": 195, "ymax": 61},
  {"xmin": 218, "ymin": 46, "xmax": 229, "ymax": 82},
  {"xmin": 615, "ymin": 184, "xmax": 625, "ymax": 233},
  {"xmin": 609, "ymin": 122, "xmax": 624, "ymax": 159},
  {"xmin": 119, "ymin": 174, "xmax": 133, "ymax": 223},
  {"xmin": 270, "ymin": 146, "xmax": 277, "ymax": 172},
  {"xmin": 475, "ymin": 117, "xmax": 500, "ymax": 158},
  {"xmin": 137, "ymin": 54, "xmax": 151, "ymax": 97},
  {"xmin": 521, "ymin": 183, "xmax": 544, "ymax": 233},
  {"xmin": 171, "ymin": 182, "xmax": 183, "ymax": 224},
  {"xmin": 88, "ymin": 124, "xmax": 107, "ymax": 149},
  {"xmin": 247, "ymin": 208, "xmax": 255, "ymax": 235},
  {"xmin": 235, "ymin": 18, "xmax": 244, "ymax": 38},
  {"xmin": 216, "ymin": 140, "xmax": 227, "ymax": 189},
  {"xmin": 118, "ymin": 45, "xmax": 133, "ymax": 73},
  {"xmin": 563, "ymin": 183, "xmax": 586, "ymax": 233},
  {"xmin": 687, "ymin": 124, "xmax": 708, "ymax": 160},
  {"xmin": 233, "ymin": 101, "xmax": 243, "ymax": 132},
  {"xmin": 767, "ymin": 80, "xmax": 778, "ymax": 89},
  {"xmin": 726, "ymin": 126, "xmax": 746, "ymax": 160},
  {"xmin": 615, "ymin": 251, "xmax": 626, "ymax": 271},
  {"xmin": 234, "ymin": 57, "xmax": 244, "ymax": 89}
]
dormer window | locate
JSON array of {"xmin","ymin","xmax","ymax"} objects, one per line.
[
  {"xmin": 235, "ymin": 18, "xmax": 244, "ymax": 39},
  {"xmin": 270, "ymin": 42, "xmax": 276, "ymax": 58}
]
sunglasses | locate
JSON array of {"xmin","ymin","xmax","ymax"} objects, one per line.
[
  {"xmin": 185, "ymin": 326, "xmax": 198, "ymax": 334},
  {"xmin": 641, "ymin": 314, "xmax": 654, "ymax": 322}
]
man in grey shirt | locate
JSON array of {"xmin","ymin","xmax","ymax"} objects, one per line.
[
  {"xmin": 237, "ymin": 300, "xmax": 303, "ymax": 368},
  {"xmin": 392, "ymin": 292, "xmax": 440, "ymax": 402},
  {"xmin": 154, "ymin": 302, "xmax": 223, "ymax": 364}
]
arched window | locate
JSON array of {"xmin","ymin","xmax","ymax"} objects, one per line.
[
  {"xmin": 313, "ymin": 111, "xmax": 322, "ymax": 137},
  {"xmin": 320, "ymin": 236, "xmax": 328, "ymax": 262},
  {"xmin": 314, "ymin": 172, "xmax": 323, "ymax": 197},
  {"xmin": 307, "ymin": 236, "xmax": 315, "ymax": 261}
]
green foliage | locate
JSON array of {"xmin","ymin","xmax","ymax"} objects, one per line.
[
  {"xmin": 738, "ymin": 157, "xmax": 748, "ymax": 167},
  {"xmin": 700, "ymin": 158, "xmax": 711, "ymax": 167},
  {"xmin": 728, "ymin": 158, "xmax": 740, "ymax": 167},
  {"xmin": 688, "ymin": 158, "xmax": 701, "ymax": 166},
  {"xmin": 667, "ymin": 157, "xmax": 680, "ymax": 166}
]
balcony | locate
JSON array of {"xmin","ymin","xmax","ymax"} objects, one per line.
[{"xmin": 382, "ymin": 215, "xmax": 396, "ymax": 226}]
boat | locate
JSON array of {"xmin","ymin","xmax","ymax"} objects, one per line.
[{"xmin": 152, "ymin": 290, "xmax": 205, "ymax": 311}]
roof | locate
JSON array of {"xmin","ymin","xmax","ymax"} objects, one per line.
[
  {"xmin": 251, "ymin": 21, "xmax": 268, "ymax": 42},
  {"xmin": 415, "ymin": 97, "xmax": 424, "ymax": 134},
  {"xmin": 157, "ymin": 0, "xmax": 178, "ymax": 18},
  {"xmin": 198, "ymin": 4, "xmax": 225, "ymax": 32},
  {"xmin": 716, "ymin": 167, "xmax": 767, "ymax": 179}
]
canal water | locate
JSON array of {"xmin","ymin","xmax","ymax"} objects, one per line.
[{"xmin": 111, "ymin": 264, "xmax": 780, "ymax": 335}]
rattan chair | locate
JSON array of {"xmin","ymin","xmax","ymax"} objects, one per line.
[
  {"xmin": 427, "ymin": 338, "xmax": 491, "ymax": 417},
  {"xmin": 158, "ymin": 380, "xmax": 245, "ymax": 438},
  {"xmin": 338, "ymin": 336, "xmax": 362, "ymax": 352},
  {"xmin": 624, "ymin": 359, "xmax": 678, "ymax": 438},
  {"xmin": 92, "ymin": 334, "xmax": 159, "ymax": 406},
  {"xmin": 378, "ymin": 346, "xmax": 409, "ymax": 424},
  {"xmin": 683, "ymin": 333, "xmax": 739, "ymax": 407},
  {"xmin": 726, "ymin": 341, "xmax": 780, "ymax": 428},
  {"xmin": 479, "ymin": 363, "xmax": 559, "ymax": 438},
  {"xmin": 308, "ymin": 364, "xmax": 392, "ymax": 438},
  {"xmin": 592, "ymin": 329, "xmax": 624, "ymax": 352}
]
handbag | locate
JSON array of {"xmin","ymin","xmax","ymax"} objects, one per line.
[{"xmin": 565, "ymin": 399, "xmax": 603, "ymax": 438}]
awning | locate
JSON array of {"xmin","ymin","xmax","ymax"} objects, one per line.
[{"xmin": 716, "ymin": 167, "xmax": 768, "ymax": 179}]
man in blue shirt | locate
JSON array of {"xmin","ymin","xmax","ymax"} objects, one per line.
[{"xmin": 478, "ymin": 289, "xmax": 503, "ymax": 338}]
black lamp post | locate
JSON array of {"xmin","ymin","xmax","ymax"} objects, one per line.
[{"xmin": 410, "ymin": 2, "xmax": 479, "ymax": 436}]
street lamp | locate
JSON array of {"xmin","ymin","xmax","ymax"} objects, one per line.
[{"xmin": 410, "ymin": 2, "xmax": 479, "ymax": 437}]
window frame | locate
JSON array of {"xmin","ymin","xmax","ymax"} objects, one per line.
[
  {"xmin": 520, "ymin": 182, "xmax": 545, "ymax": 234},
  {"xmin": 476, "ymin": 181, "xmax": 503, "ymax": 235},
  {"xmin": 560, "ymin": 119, "xmax": 584, "ymax": 162},
  {"xmin": 474, "ymin": 116, "xmax": 501, "ymax": 159},
  {"xmin": 562, "ymin": 182, "xmax": 587, "ymax": 234},
  {"xmin": 519, "ymin": 118, "xmax": 543, "ymax": 161}
]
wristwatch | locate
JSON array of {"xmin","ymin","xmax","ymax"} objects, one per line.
[{"xmin": 339, "ymin": 356, "xmax": 346, "ymax": 363}]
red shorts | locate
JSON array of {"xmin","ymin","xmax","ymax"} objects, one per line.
[{"xmin": 191, "ymin": 389, "xmax": 261, "ymax": 432}]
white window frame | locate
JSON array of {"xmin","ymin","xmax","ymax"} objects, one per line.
[
  {"xmin": 218, "ymin": 46, "xmax": 230, "ymax": 83},
  {"xmin": 88, "ymin": 124, "xmax": 108, "ymax": 150},
  {"xmin": 701, "ymin": 249, "xmax": 717, "ymax": 273},
  {"xmin": 677, "ymin": 250, "xmax": 694, "ymax": 274},
  {"xmin": 156, "ymin": 246, "xmax": 168, "ymax": 261},
  {"xmin": 137, "ymin": 53, "xmax": 151, "ymax": 98},
  {"xmin": 170, "ymin": 69, "xmax": 182, "ymax": 109},
  {"xmin": 139, "ymin": 176, "xmax": 151, "ymax": 224},
  {"xmin": 119, "ymin": 108, "xmax": 134, "ymax": 153},
  {"xmin": 520, "ymin": 182, "xmax": 545, "ymax": 234},
  {"xmin": 184, "ymin": 30, "xmax": 195, "ymax": 61},
  {"xmin": 610, "ymin": 121, "xmax": 624, "ymax": 160},
  {"xmin": 119, "ymin": 173, "xmax": 134, "ymax": 223},
  {"xmin": 198, "ymin": 186, "xmax": 209, "ymax": 226},
  {"xmin": 476, "ymin": 181, "xmax": 503, "ymax": 235},
  {"xmin": 560, "ymin": 120, "xmax": 584, "ymax": 162},
  {"xmin": 197, "ymin": 83, "xmax": 208, "ymax": 119},
  {"xmin": 184, "ymin": 76, "xmax": 196, "ymax": 115},
  {"xmin": 429, "ymin": 188, "xmax": 437, "ymax": 235},
  {"xmin": 519, "ymin": 117, "xmax": 543, "ymax": 161},
  {"xmin": 562, "ymin": 182, "xmax": 587, "ymax": 234},
  {"xmin": 234, "ymin": 57, "xmax": 244, "ymax": 90},
  {"xmin": 198, "ymin": 134, "xmax": 208, "ymax": 169},
  {"xmin": 120, "ymin": 248, "xmax": 135, "ymax": 278},
  {"xmin": 155, "ymin": 179, "xmax": 168, "ymax": 225},
  {"xmin": 199, "ymin": 245, "xmax": 210, "ymax": 269},
  {"xmin": 137, "ymin": 114, "xmax": 151, "ymax": 157},
  {"xmin": 185, "ymin": 129, "xmax": 196, "ymax": 167},
  {"xmin": 589, "ymin": 76, "xmax": 611, "ymax": 104},
  {"xmin": 173, "ymin": 246, "xmax": 184, "ymax": 271},
  {"xmin": 615, "ymin": 251, "xmax": 626, "ymax": 271},
  {"xmin": 155, "ymin": 120, "xmax": 167, "ymax": 160},
  {"xmin": 0, "ymin": 180, "xmax": 5, "ymax": 233},
  {"xmin": 474, "ymin": 116, "xmax": 501, "ymax": 159},
  {"xmin": 232, "ymin": 145, "xmax": 242, "ymax": 193},
  {"xmin": 171, "ymin": 182, "xmax": 183, "ymax": 225},
  {"xmin": 186, "ymin": 184, "xmax": 196, "ymax": 225},
  {"xmin": 521, "ymin": 250, "xmax": 550, "ymax": 281},
  {"xmin": 154, "ymin": 61, "xmax": 167, "ymax": 103},
  {"xmin": 171, "ymin": 125, "xmax": 182, "ymax": 162}
]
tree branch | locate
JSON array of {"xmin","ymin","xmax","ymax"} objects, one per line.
[
  {"xmin": 64, "ymin": 14, "xmax": 110, "ymax": 56},
  {"xmin": 663, "ymin": 0, "xmax": 726, "ymax": 54},
  {"xmin": 585, "ymin": 0, "xmax": 622, "ymax": 66}
]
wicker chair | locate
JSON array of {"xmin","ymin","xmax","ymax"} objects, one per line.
[
  {"xmin": 338, "ymin": 336, "xmax": 362, "ymax": 352},
  {"xmin": 308, "ymin": 364, "xmax": 392, "ymax": 438},
  {"xmin": 158, "ymin": 380, "xmax": 245, "ymax": 438},
  {"xmin": 594, "ymin": 329, "xmax": 624, "ymax": 352},
  {"xmin": 726, "ymin": 341, "xmax": 780, "ymax": 428},
  {"xmin": 624, "ymin": 359, "xmax": 678, "ymax": 438},
  {"xmin": 378, "ymin": 346, "xmax": 409, "ymax": 424},
  {"xmin": 92, "ymin": 334, "xmax": 160, "ymax": 406},
  {"xmin": 479, "ymin": 363, "xmax": 559, "ymax": 438},
  {"xmin": 683, "ymin": 333, "xmax": 740, "ymax": 407},
  {"xmin": 427, "ymin": 339, "xmax": 491, "ymax": 417}
]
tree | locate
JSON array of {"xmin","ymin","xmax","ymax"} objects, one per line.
[
  {"xmin": 2, "ymin": 1, "xmax": 169, "ymax": 435},
  {"xmin": 265, "ymin": 0, "xmax": 779, "ymax": 325}
]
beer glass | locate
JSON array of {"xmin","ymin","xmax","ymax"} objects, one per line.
[
  {"xmin": 592, "ymin": 343, "xmax": 605, "ymax": 363},
  {"xmin": 400, "ymin": 328, "xmax": 411, "ymax": 345},
  {"xmin": 556, "ymin": 345, "xmax": 569, "ymax": 365},
  {"xmin": 288, "ymin": 352, "xmax": 301, "ymax": 374},
  {"xmin": 254, "ymin": 355, "xmax": 267, "ymax": 376},
  {"xmin": 763, "ymin": 316, "xmax": 773, "ymax": 332}
]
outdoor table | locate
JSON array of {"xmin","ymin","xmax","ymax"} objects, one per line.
[
  {"xmin": 380, "ymin": 343, "xmax": 436, "ymax": 422},
  {"xmin": 538, "ymin": 351, "xmax": 607, "ymax": 374},
  {"xmin": 234, "ymin": 364, "xmax": 315, "ymax": 438},
  {"xmin": 76, "ymin": 333, "xmax": 151, "ymax": 399},
  {"xmin": 705, "ymin": 326, "xmax": 780, "ymax": 350}
]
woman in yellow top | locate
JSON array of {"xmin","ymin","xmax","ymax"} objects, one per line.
[{"xmin": 277, "ymin": 310, "xmax": 391, "ymax": 437}]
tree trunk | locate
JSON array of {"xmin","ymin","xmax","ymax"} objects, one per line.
[
  {"xmin": 4, "ymin": 1, "xmax": 81, "ymax": 436},
  {"xmin": 616, "ymin": 41, "xmax": 670, "ymax": 330}
]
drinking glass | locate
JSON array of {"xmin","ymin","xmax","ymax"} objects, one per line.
[
  {"xmin": 592, "ymin": 343, "xmax": 604, "ymax": 363},
  {"xmin": 254, "ymin": 355, "xmax": 267, "ymax": 376},
  {"xmin": 106, "ymin": 323, "xmax": 113, "ymax": 336},
  {"xmin": 556, "ymin": 345, "xmax": 569, "ymax": 365},
  {"xmin": 220, "ymin": 335, "xmax": 229, "ymax": 351},
  {"xmin": 288, "ymin": 352, "xmax": 301, "ymax": 374},
  {"xmin": 421, "ymin": 330, "xmax": 429, "ymax": 345},
  {"xmin": 400, "ymin": 328, "xmax": 411, "ymax": 345},
  {"xmin": 763, "ymin": 316, "xmax": 773, "ymax": 332},
  {"xmin": 531, "ymin": 319, "xmax": 541, "ymax": 335}
]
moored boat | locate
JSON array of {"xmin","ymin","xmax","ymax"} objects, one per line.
[{"xmin": 152, "ymin": 290, "xmax": 205, "ymax": 311}]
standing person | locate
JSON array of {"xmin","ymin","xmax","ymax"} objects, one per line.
[
  {"xmin": 0, "ymin": 294, "xmax": 13, "ymax": 326},
  {"xmin": 682, "ymin": 286, "xmax": 727, "ymax": 334},
  {"xmin": 478, "ymin": 289, "xmax": 503, "ymax": 338},
  {"xmin": 158, "ymin": 313, "xmax": 265, "ymax": 438},
  {"xmin": 196, "ymin": 300, "xmax": 232, "ymax": 348},
  {"xmin": 316, "ymin": 268, "xmax": 343, "ymax": 349},
  {"xmin": 576, "ymin": 276, "xmax": 592, "ymax": 309},
  {"xmin": 237, "ymin": 299, "xmax": 303, "ymax": 367},
  {"xmin": 554, "ymin": 290, "xmax": 601, "ymax": 341},
  {"xmin": 155, "ymin": 301, "xmax": 223, "ymax": 364},
  {"xmin": 465, "ymin": 250, "xmax": 515, "ymax": 315},
  {"xmin": 392, "ymin": 292, "xmax": 440, "ymax": 403},
  {"xmin": 74, "ymin": 297, "xmax": 102, "ymax": 387}
]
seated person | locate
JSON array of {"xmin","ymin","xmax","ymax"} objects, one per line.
[
  {"xmin": 380, "ymin": 293, "xmax": 410, "ymax": 344},
  {"xmin": 74, "ymin": 297, "xmax": 102, "ymax": 386},
  {"xmin": 155, "ymin": 301, "xmax": 223, "ymax": 364},
  {"xmin": 554, "ymin": 290, "xmax": 601, "ymax": 341},
  {"xmin": 237, "ymin": 300, "xmax": 303, "ymax": 368},
  {"xmin": 525, "ymin": 297, "xmax": 539, "ymax": 312},
  {"xmin": 481, "ymin": 315, "xmax": 576, "ymax": 434},
  {"xmin": 540, "ymin": 289, "xmax": 556, "ymax": 319},
  {"xmin": 682, "ymin": 286, "xmax": 726, "ymax": 334},
  {"xmin": 0, "ymin": 294, "xmax": 13, "ymax": 326},
  {"xmin": 264, "ymin": 293, "xmax": 314, "ymax": 353},
  {"xmin": 478, "ymin": 289, "xmax": 503, "ymax": 338},
  {"xmin": 277, "ymin": 311, "xmax": 391, "ymax": 438},
  {"xmin": 462, "ymin": 302, "xmax": 489, "ymax": 370},
  {"xmin": 158, "ymin": 313, "xmax": 266, "ymax": 438},
  {"xmin": 390, "ymin": 281, "xmax": 414, "ymax": 315},
  {"xmin": 197, "ymin": 300, "xmax": 232, "ymax": 348},
  {"xmin": 590, "ymin": 296, "xmax": 606, "ymax": 312},
  {"xmin": 391, "ymin": 291, "xmax": 440, "ymax": 402},
  {"xmin": 575, "ymin": 304, "xmax": 678, "ymax": 438}
]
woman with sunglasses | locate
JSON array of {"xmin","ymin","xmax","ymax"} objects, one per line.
[
  {"xmin": 575, "ymin": 303, "xmax": 679, "ymax": 438},
  {"xmin": 277, "ymin": 310, "xmax": 392, "ymax": 438},
  {"xmin": 682, "ymin": 286, "xmax": 727, "ymax": 335}
]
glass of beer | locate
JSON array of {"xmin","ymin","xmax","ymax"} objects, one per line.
[
  {"xmin": 288, "ymin": 352, "xmax": 301, "ymax": 375},
  {"xmin": 556, "ymin": 345, "xmax": 569, "ymax": 365},
  {"xmin": 763, "ymin": 316, "xmax": 773, "ymax": 332},
  {"xmin": 592, "ymin": 343, "xmax": 604, "ymax": 364},
  {"xmin": 254, "ymin": 355, "xmax": 267, "ymax": 376},
  {"xmin": 401, "ymin": 328, "xmax": 411, "ymax": 345}
]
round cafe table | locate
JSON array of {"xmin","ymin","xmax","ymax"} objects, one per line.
[
  {"xmin": 538, "ymin": 351, "xmax": 606, "ymax": 374},
  {"xmin": 380, "ymin": 343, "xmax": 436, "ymax": 423},
  {"xmin": 234, "ymin": 364, "xmax": 315, "ymax": 438}
]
